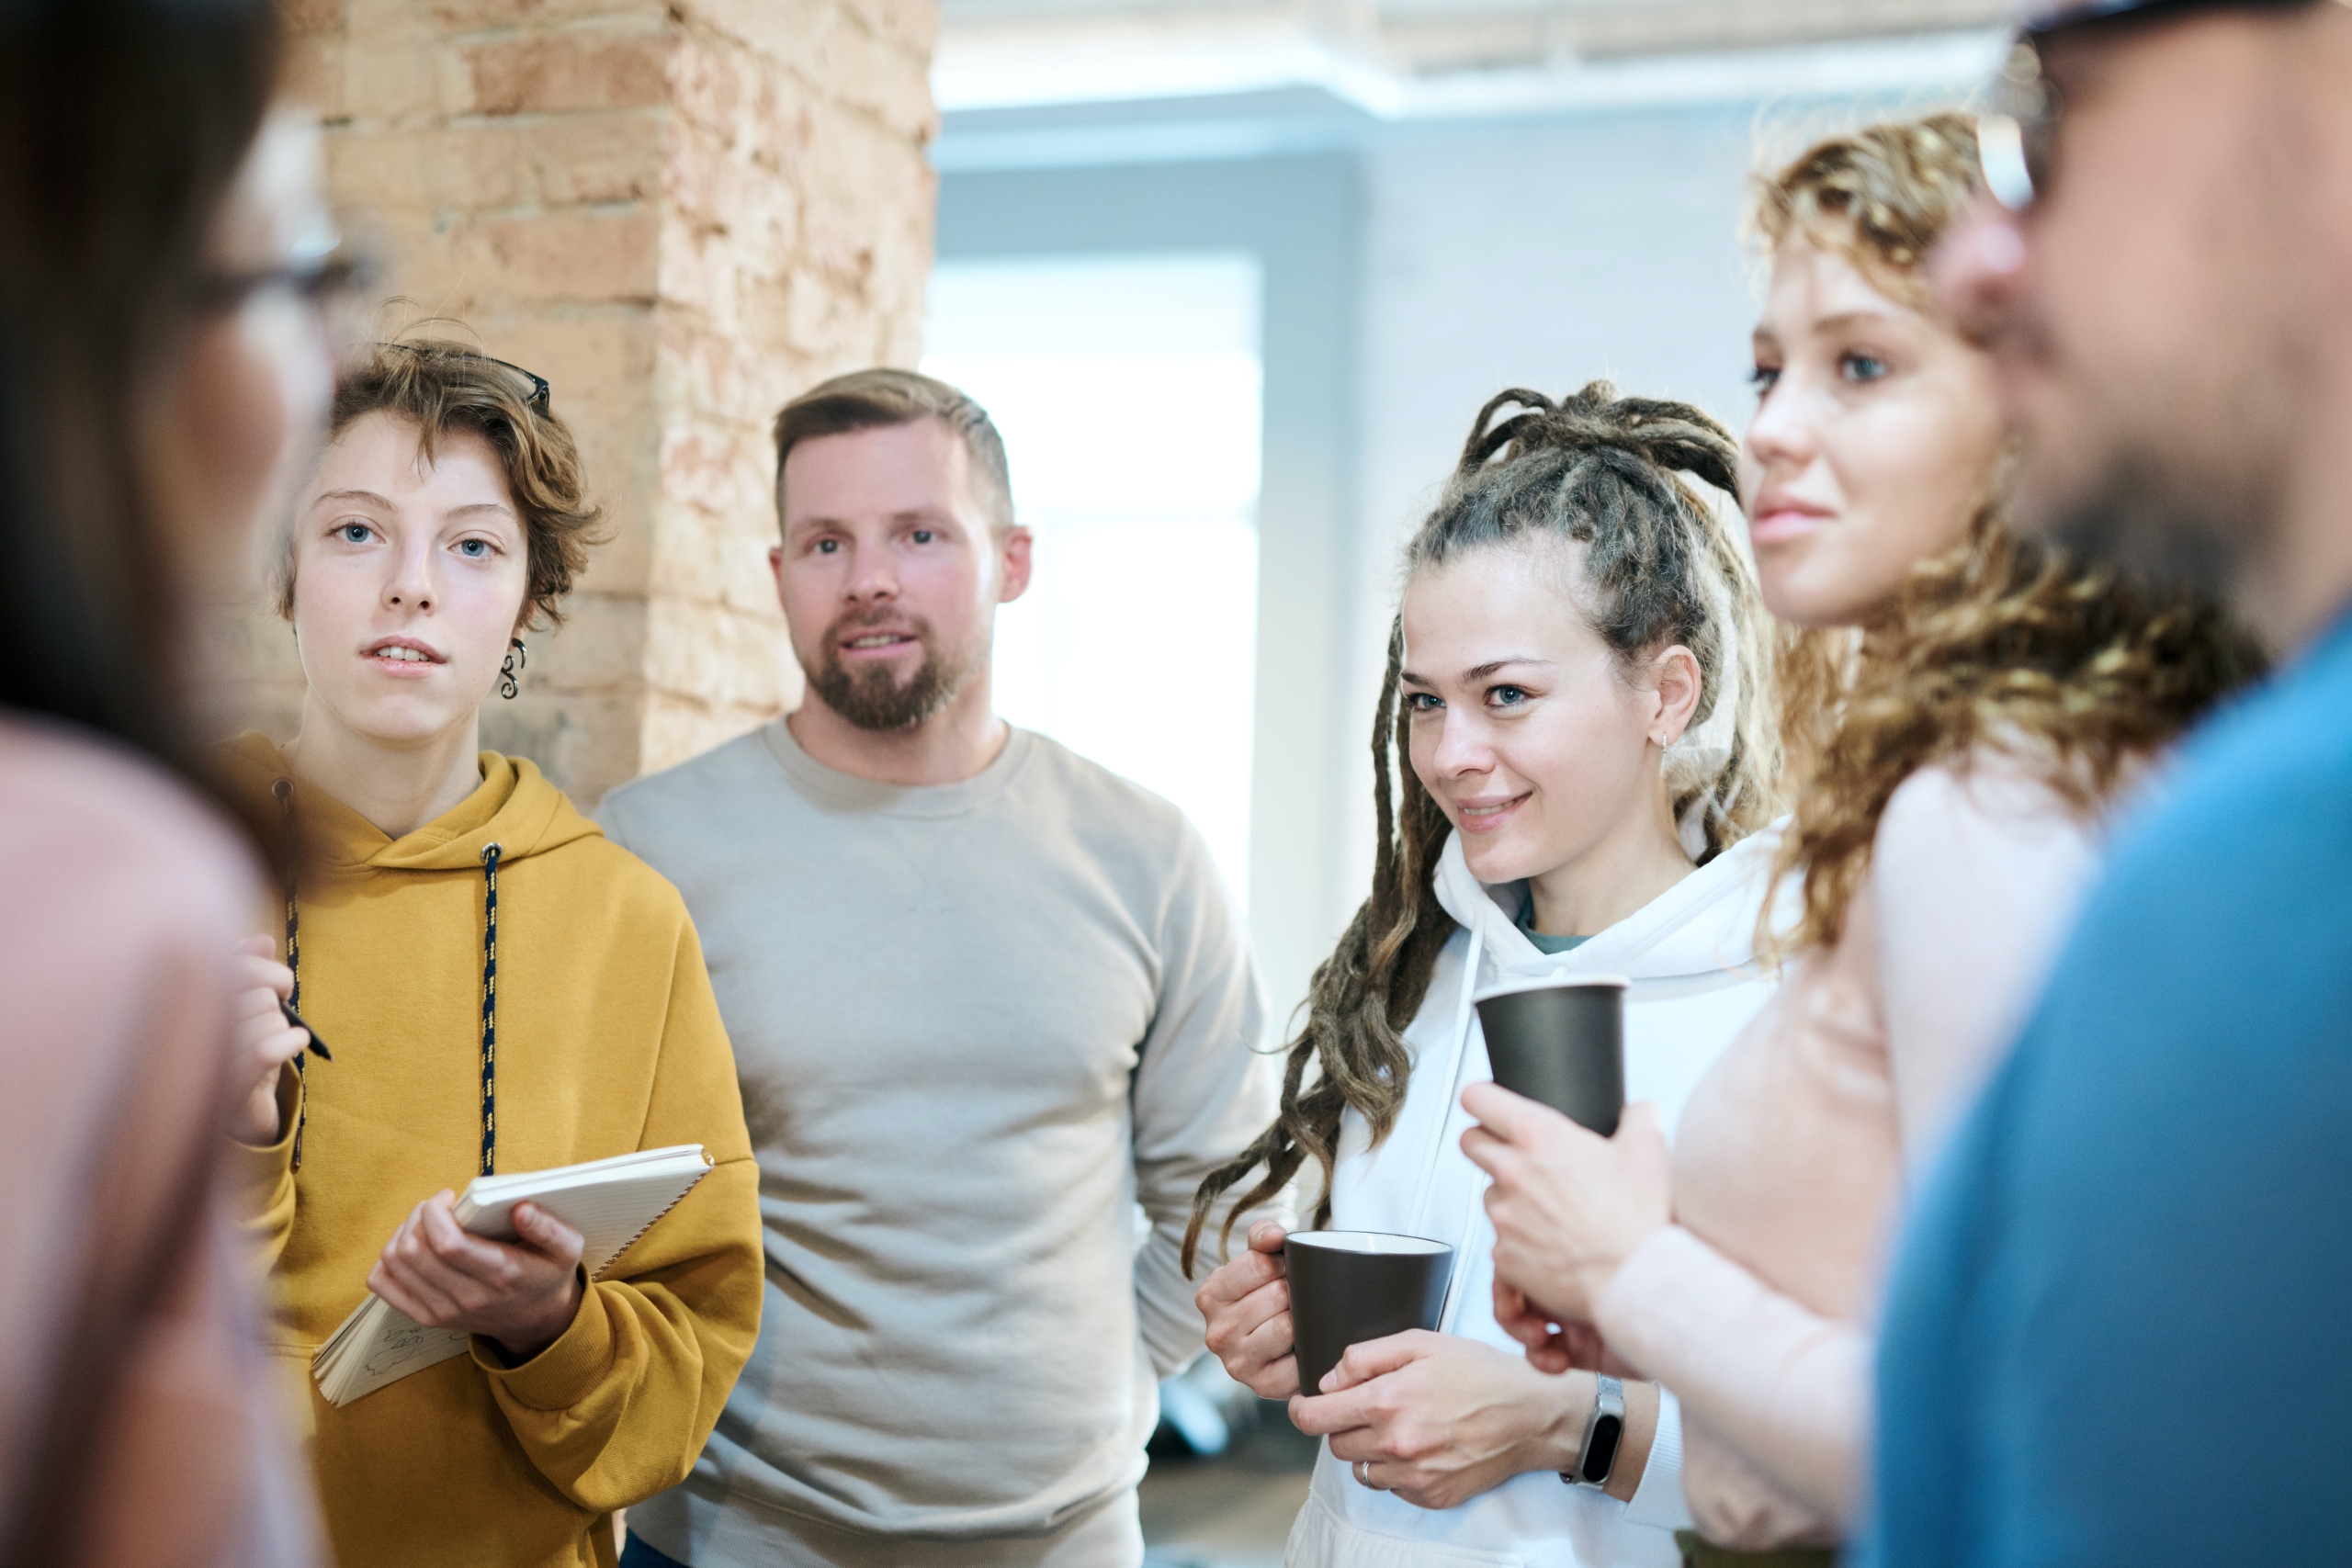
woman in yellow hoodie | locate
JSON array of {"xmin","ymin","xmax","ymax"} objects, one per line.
[{"xmin": 222, "ymin": 338, "xmax": 763, "ymax": 1568}]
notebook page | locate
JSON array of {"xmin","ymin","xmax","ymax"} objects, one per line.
[
  {"xmin": 326, "ymin": 1305, "xmax": 469, "ymax": 1404},
  {"xmin": 467, "ymin": 1144, "xmax": 705, "ymax": 1201},
  {"xmin": 457, "ymin": 1156, "xmax": 711, "ymax": 1278}
]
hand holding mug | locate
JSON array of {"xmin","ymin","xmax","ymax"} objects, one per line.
[
  {"xmin": 1290, "ymin": 1328, "xmax": 1585, "ymax": 1510},
  {"xmin": 1460, "ymin": 1081, "xmax": 1672, "ymax": 1325},
  {"xmin": 1194, "ymin": 1218, "xmax": 1299, "ymax": 1399}
]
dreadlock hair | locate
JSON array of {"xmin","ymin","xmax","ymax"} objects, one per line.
[
  {"xmin": 1751, "ymin": 114, "xmax": 2267, "ymax": 956},
  {"xmin": 1182, "ymin": 380, "xmax": 1781, "ymax": 1273}
]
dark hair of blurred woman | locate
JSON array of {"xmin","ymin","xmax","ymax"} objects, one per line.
[
  {"xmin": 0, "ymin": 4, "xmax": 341, "ymax": 1565},
  {"xmin": 0, "ymin": 0, "xmax": 288, "ymax": 790}
]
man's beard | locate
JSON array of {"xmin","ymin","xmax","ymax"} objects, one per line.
[
  {"xmin": 2030, "ymin": 438, "xmax": 2277, "ymax": 606},
  {"xmin": 801, "ymin": 610, "xmax": 985, "ymax": 731},
  {"xmin": 2008, "ymin": 288, "xmax": 2298, "ymax": 615}
]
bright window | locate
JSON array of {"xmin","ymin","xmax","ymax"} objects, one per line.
[{"xmin": 923, "ymin": 253, "xmax": 1264, "ymax": 908}]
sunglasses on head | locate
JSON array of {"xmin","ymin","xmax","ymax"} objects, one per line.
[
  {"xmin": 1979, "ymin": 0, "xmax": 2333, "ymax": 211},
  {"xmin": 376, "ymin": 341, "xmax": 552, "ymax": 412}
]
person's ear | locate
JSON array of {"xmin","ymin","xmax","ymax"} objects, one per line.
[
  {"xmin": 1647, "ymin": 644, "xmax": 1702, "ymax": 749},
  {"xmin": 998, "ymin": 524, "xmax": 1035, "ymax": 606},
  {"xmin": 768, "ymin": 543, "xmax": 788, "ymax": 615}
]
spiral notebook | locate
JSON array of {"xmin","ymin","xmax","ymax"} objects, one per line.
[{"xmin": 311, "ymin": 1144, "xmax": 714, "ymax": 1407}]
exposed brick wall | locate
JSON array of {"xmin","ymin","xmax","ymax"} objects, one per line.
[{"xmin": 236, "ymin": 0, "xmax": 937, "ymax": 802}]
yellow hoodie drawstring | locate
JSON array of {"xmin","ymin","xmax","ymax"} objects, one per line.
[
  {"xmin": 271, "ymin": 778, "xmax": 309, "ymax": 1171},
  {"xmin": 478, "ymin": 842, "xmax": 501, "ymax": 1177},
  {"xmin": 267, "ymin": 778, "xmax": 507, "ymax": 1179}
]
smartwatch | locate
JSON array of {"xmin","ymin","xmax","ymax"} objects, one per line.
[{"xmin": 1565, "ymin": 1374, "xmax": 1625, "ymax": 1490}]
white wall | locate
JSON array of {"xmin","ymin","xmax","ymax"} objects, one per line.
[{"xmin": 934, "ymin": 87, "xmax": 1972, "ymax": 1030}]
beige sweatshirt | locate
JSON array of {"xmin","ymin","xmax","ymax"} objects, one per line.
[
  {"xmin": 1594, "ymin": 751, "xmax": 2109, "ymax": 1550},
  {"xmin": 596, "ymin": 719, "xmax": 1276, "ymax": 1563}
]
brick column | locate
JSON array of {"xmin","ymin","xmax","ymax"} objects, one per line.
[{"xmin": 240, "ymin": 0, "xmax": 937, "ymax": 802}]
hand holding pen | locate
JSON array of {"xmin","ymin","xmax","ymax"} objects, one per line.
[{"xmin": 229, "ymin": 932, "xmax": 327, "ymax": 1146}]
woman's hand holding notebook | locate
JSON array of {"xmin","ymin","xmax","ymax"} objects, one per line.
[{"xmin": 311, "ymin": 1145, "xmax": 714, "ymax": 1406}]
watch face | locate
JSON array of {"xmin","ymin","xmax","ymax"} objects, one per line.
[{"xmin": 1579, "ymin": 1414, "xmax": 1624, "ymax": 1484}]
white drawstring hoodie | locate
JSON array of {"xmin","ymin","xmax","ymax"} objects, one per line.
[{"xmin": 1284, "ymin": 825, "xmax": 1790, "ymax": 1568}]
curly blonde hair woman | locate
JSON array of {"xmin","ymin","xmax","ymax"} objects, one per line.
[{"xmin": 1458, "ymin": 114, "xmax": 2262, "ymax": 1568}]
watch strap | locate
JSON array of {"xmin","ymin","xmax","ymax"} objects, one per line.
[{"xmin": 1566, "ymin": 1373, "xmax": 1627, "ymax": 1489}]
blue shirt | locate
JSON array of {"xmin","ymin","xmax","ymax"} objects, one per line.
[{"xmin": 1864, "ymin": 614, "xmax": 2352, "ymax": 1566}]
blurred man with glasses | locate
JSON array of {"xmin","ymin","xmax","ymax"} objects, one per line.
[{"xmin": 1866, "ymin": 3, "xmax": 2352, "ymax": 1564}]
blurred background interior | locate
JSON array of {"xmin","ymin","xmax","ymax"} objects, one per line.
[{"xmin": 242, "ymin": 3, "xmax": 2011, "ymax": 1561}]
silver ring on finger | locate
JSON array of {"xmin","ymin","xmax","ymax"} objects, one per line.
[{"xmin": 1355, "ymin": 1459, "xmax": 1385, "ymax": 1491}]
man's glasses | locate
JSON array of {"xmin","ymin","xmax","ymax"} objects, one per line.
[
  {"xmin": 193, "ymin": 231, "xmax": 370, "ymax": 315},
  {"xmin": 1977, "ymin": 41, "xmax": 2053, "ymax": 212},
  {"xmin": 1977, "ymin": 0, "xmax": 2330, "ymax": 211}
]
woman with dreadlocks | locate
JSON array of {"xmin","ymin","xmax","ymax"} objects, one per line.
[
  {"xmin": 1460, "ymin": 115, "xmax": 2263, "ymax": 1565},
  {"xmin": 1187, "ymin": 379, "xmax": 1789, "ymax": 1566}
]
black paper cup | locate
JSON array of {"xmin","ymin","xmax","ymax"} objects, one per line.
[
  {"xmin": 1475, "ymin": 976, "xmax": 1629, "ymax": 1135},
  {"xmin": 1284, "ymin": 1231, "xmax": 1454, "ymax": 1397}
]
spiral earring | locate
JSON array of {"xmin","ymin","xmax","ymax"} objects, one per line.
[{"xmin": 500, "ymin": 637, "xmax": 526, "ymax": 700}]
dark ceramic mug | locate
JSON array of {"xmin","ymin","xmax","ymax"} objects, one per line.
[
  {"xmin": 1474, "ymin": 976, "xmax": 1629, "ymax": 1135},
  {"xmin": 1284, "ymin": 1230, "xmax": 1454, "ymax": 1397}
]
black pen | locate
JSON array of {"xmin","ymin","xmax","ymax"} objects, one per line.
[{"xmin": 279, "ymin": 998, "xmax": 333, "ymax": 1061}]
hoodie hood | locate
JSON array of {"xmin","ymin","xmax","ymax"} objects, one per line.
[
  {"xmin": 221, "ymin": 730, "xmax": 603, "ymax": 873},
  {"xmin": 1325, "ymin": 822, "xmax": 1793, "ymax": 1395},
  {"xmin": 1432, "ymin": 822, "xmax": 1791, "ymax": 1000}
]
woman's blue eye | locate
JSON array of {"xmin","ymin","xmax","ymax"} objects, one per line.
[
  {"xmin": 910, "ymin": 528, "xmax": 936, "ymax": 545},
  {"xmin": 1841, "ymin": 353, "xmax": 1890, "ymax": 383},
  {"xmin": 1488, "ymin": 685, "xmax": 1528, "ymax": 707},
  {"xmin": 337, "ymin": 523, "xmax": 371, "ymax": 544},
  {"xmin": 458, "ymin": 538, "xmax": 490, "ymax": 558},
  {"xmin": 1748, "ymin": 364, "xmax": 1781, "ymax": 394},
  {"xmin": 1406, "ymin": 693, "xmax": 1442, "ymax": 714}
]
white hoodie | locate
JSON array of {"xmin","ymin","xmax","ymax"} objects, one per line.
[{"xmin": 1285, "ymin": 826, "xmax": 1789, "ymax": 1568}]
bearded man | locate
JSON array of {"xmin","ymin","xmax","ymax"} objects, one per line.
[
  {"xmin": 597, "ymin": 370, "xmax": 1275, "ymax": 1568},
  {"xmin": 1864, "ymin": 2, "xmax": 2352, "ymax": 1564}
]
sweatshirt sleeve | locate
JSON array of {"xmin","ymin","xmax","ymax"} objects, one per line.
[
  {"xmin": 1129, "ymin": 820, "xmax": 1280, "ymax": 1378},
  {"xmin": 227, "ymin": 1062, "xmax": 303, "ymax": 1271},
  {"xmin": 471, "ymin": 915, "xmax": 764, "ymax": 1513},
  {"xmin": 1623, "ymin": 1388, "xmax": 1693, "ymax": 1530},
  {"xmin": 1598, "ymin": 1224, "xmax": 1868, "ymax": 1529}
]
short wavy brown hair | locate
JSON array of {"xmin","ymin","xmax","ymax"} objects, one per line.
[
  {"xmin": 278, "ymin": 336, "xmax": 605, "ymax": 628},
  {"xmin": 1756, "ymin": 116, "xmax": 2266, "ymax": 954}
]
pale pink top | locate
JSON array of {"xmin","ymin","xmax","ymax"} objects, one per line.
[
  {"xmin": 0, "ymin": 716, "xmax": 319, "ymax": 1567},
  {"xmin": 1594, "ymin": 750, "xmax": 2109, "ymax": 1549}
]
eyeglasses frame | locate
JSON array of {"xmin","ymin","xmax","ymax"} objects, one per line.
[{"xmin": 1977, "ymin": 0, "xmax": 2336, "ymax": 211}]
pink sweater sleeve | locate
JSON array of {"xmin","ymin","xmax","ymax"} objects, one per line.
[
  {"xmin": 1598, "ymin": 1225, "xmax": 1867, "ymax": 1538},
  {"xmin": 1594, "ymin": 750, "xmax": 2109, "ymax": 1545},
  {"xmin": 1870, "ymin": 757, "xmax": 2104, "ymax": 1171}
]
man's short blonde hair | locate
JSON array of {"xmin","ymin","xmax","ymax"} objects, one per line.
[{"xmin": 772, "ymin": 368, "xmax": 1014, "ymax": 535}]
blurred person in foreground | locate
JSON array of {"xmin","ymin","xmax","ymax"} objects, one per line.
[
  {"xmin": 1456, "ymin": 115, "xmax": 2259, "ymax": 1565},
  {"xmin": 1851, "ymin": 1, "xmax": 2352, "ymax": 1562},
  {"xmin": 1189, "ymin": 382, "xmax": 1788, "ymax": 1568},
  {"xmin": 0, "ymin": 0, "xmax": 340, "ymax": 1562},
  {"xmin": 219, "ymin": 338, "xmax": 764, "ymax": 1568},
  {"xmin": 597, "ymin": 369, "xmax": 1276, "ymax": 1568}
]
